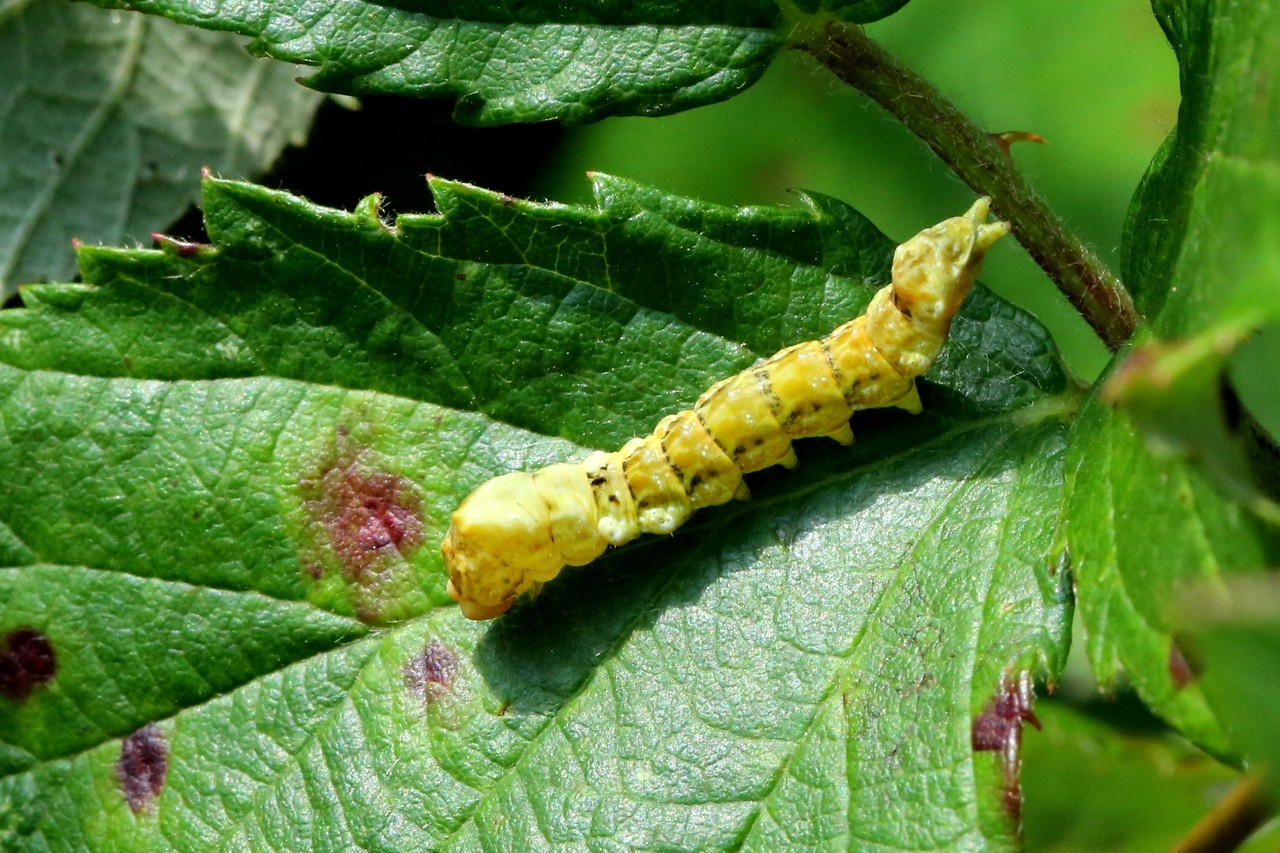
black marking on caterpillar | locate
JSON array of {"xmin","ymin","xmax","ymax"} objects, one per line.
[{"xmin": 443, "ymin": 199, "xmax": 1009, "ymax": 619}]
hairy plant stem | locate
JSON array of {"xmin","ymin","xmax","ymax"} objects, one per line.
[{"xmin": 789, "ymin": 18, "xmax": 1139, "ymax": 352}]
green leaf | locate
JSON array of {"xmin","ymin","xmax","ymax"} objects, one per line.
[
  {"xmin": 1, "ymin": 176, "xmax": 1071, "ymax": 848},
  {"xmin": 0, "ymin": 0, "xmax": 323, "ymax": 296},
  {"xmin": 1061, "ymin": 0, "xmax": 1280, "ymax": 753},
  {"xmin": 1124, "ymin": 0, "xmax": 1280, "ymax": 328},
  {"xmin": 72, "ymin": 1, "xmax": 914, "ymax": 126}
]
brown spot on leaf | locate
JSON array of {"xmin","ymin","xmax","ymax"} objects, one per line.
[
  {"xmin": 972, "ymin": 671, "xmax": 1040, "ymax": 822},
  {"xmin": 0, "ymin": 627, "xmax": 57, "ymax": 701},
  {"xmin": 116, "ymin": 724, "xmax": 167, "ymax": 813},
  {"xmin": 403, "ymin": 640, "xmax": 459, "ymax": 704}
]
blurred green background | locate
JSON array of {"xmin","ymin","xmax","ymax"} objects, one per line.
[
  {"xmin": 535, "ymin": 0, "xmax": 1179, "ymax": 382},
  {"xmin": 1022, "ymin": 698, "xmax": 1278, "ymax": 852}
]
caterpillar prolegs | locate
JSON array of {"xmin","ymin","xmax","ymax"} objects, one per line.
[{"xmin": 443, "ymin": 199, "xmax": 1010, "ymax": 619}]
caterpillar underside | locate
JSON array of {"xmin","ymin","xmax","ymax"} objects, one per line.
[{"xmin": 443, "ymin": 199, "xmax": 1010, "ymax": 619}]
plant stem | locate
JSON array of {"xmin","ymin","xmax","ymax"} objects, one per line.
[
  {"xmin": 789, "ymin": 18, "xmax": 1139, "ymax": 352},
  {"xmin": 1170, "ymin": 775, "xmax": 1274, "ymax": 853}
]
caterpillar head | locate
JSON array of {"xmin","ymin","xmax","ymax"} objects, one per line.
[{"xmin": 890, "ymin": 197, "xmax": 1010, "ymax": 325}]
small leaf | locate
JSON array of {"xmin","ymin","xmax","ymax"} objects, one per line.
[
  {"xmin": 0, "ymin": 0, "xmax": 322, "ymax": 296},
  {"xmin": 1, "ymin": 175, "xmax": 1070, "ymax": 848}
]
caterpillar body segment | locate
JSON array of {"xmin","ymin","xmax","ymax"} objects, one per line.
[{"xmin": 443, "ymin": 199, "xmax": 1010, "ymax": 619}]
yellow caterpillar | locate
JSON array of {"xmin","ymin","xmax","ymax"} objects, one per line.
[{"xmin": 443, "ymin": 199, "xmax": 1009, "ymax": 619}]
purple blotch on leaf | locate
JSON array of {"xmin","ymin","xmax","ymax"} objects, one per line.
[
  {"xmin": 305, "ymin": 455, "xmax": 424, "ymax": 582},
  {"xmin": 403, "ymin": 640, "xmax": 459, "ymax": 704},
  {"xmin": 298, "ymin": 431, "xmax": 427, "ymax": 622},
  {"xmin": 972, "ymin": 671, "xmax": 1041, "ymax": 821},
  {"xmin": 116, "ymin": 724, "xmax": 167, "ymax": 813},
  {"xmin": 0, "ymin": 627, "xmax": 56, "ymax": 701}
]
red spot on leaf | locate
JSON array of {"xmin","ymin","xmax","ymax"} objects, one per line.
[
  {"xmin": 310, "ymin": 458, "xmax": 423, "ymax": 578},
  {"xmin": 327, "ymin": 465, "xmax": 422, "ymax": 574},
  {"xmin": 403, "ymin": 640, "xmax": 459, "ymax": 704},
  {"xmin": 972, "ymin": 671, "xmax": 1040, "ymax": 822},
  {"xmin": 116, "ymin": 724, "xmax": 167, "ymax": 813},
  {"xmin": 1169, "ymin": 640, "xmax": 1196, "ymax": 690},
  {"xmin": 300, "ymin": 441, "xmax": 424, "ymax": 622},
  {"xmin": 0, "ymin": 627, "xmax": 56, "ymax": 701}
]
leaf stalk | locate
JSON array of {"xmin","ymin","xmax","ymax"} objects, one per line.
[{"xmin": 790, "ymin": 18, "xmax": 1139, "ymax": 352}]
